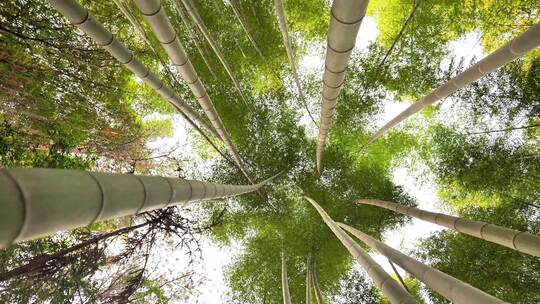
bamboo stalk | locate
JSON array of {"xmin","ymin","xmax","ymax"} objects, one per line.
[
  {"xmin": 134, "ymin": 0, "xmax": 256, "ymax": 185},
  {"xmin": 356, "ymin": 199, "xmax": 540, "ymax": 257},
  {"xmin": 304, "ymin": 197, "xmax": 416, "ymax": 304},
  {"xmin": 306, "ymin": 254, "xmax": 311, "ymax": 304},
  {"xmin": 316, "ymin": 0, "xmax": 369, "ymax": 172},
  {"xmin": 273, "ymin": 0, "xmax": 316, "ymax": 125},
  {"xmin": 282, "ymin": 251, "xmax": 292, "ymax": 304},
  {"xmin": 362, "ymin": 23, "xmax": 540, "ymax": 149},
  {"xmin": 180, "ymin": 0, "xmax": 251, "ymax": 110},
  {"xmin": 0, "ymin": 168, "xmax": 276, "ymax": 249},
  {"xmin": 227, "ymin": 0, "xmax": 265, "ymax": 60},
  {"xmin": 311, "ymin": 263, "xmax": 324, "ymax": 304},
  {"xmin": 338, "ymin": 223, "xmax": 507, "ymax": 304},
  {"xmin": 46, "ymin": 0, "xmax": 216, "ymax": 138}
]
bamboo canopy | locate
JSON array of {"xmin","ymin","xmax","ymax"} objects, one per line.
[
  {"xmin": 282, "ymin": 252, "xmax": 292, "ymax": 304},
  {"xmin": 316, "ymin": 0, "xmax": 369, "ymax": 172},
  {"xmin": 134, "ymin": 0, "xmax": 256, "ymax": 185},
  {"xmin": 0, "ymin": 168, "xmax": 276, "ymax": 249},
  {"xmin": 304, "ymin": 197, "xmax": 416, "ymax": 304},
  {"xmin": 362, "ymin": 23, "xmax": 540, "ymax": 148},
  {"xmin": 179, "ymin": 0, "xmax": 250, "ymax": 108},
  {"xmin": 357, "ymin": 199, "xmax": 540, "ymax": 257},
  {"xmin": 46, "ymin": 0, "xmax": 216, "ymax": 139},
  {"xmin": 338, "ymin": 223, "xmax": 507, "ymax": 304}
]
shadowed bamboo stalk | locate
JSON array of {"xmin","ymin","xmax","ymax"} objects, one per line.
[
  {"xmin": 173, "ymin": 0, "xmax": 218, "ymax": 80},
  {"xmin": 273, "ymin": 0, "xmax": 316, "ymax": 125},
  {"xmin": 304, "ymin": 197, "xmax": 416, "ymax": 304},
  {"xmin": 282, "ymin": 252, "xmax": 292, "ymax": 304},
  {"xmin": 338, "ymin": 223, "xmax": 507, "ymax": 304},
  {"xmin": 357, "ymin": 199, "xmax": 540, "ymax": 257},
  {"xmin": 362, "ymin": 23, "xmax": 540, "ymax": 149},
  {"xmin": 134, "ymin": 0, "xmax": 256, "ymax": 185},
  {"xmin": 306, "ymin": 254, "xmax": 311, "ymax": 304},
  {"xmin": 311, "ymin": 263, "xmax": 324, "ymax": 304},
  {"xmin": 0, "ymin": 168, "xmax": 277, "ymax": 249},
  {"xmin": 46, "ymin": 0, "xmax": 216, "ymax": 138},
  {"xmin": 228, "ymin": 0, "xmax": 265, "ymax": 60},
  {"xmin": 316, "ymin": 0, "xmax": 369, "ymax": 172},
  {"xmin": 180, "ymin": 0, "xmax": 250, "ymax": 109}
]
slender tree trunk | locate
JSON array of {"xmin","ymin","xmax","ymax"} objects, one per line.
[
  {"xmin": 362, "ymin": 24, "xmax": 540, "ymax": 149},
  {"xmin": 0, "ymin": 168, "xmax": 277, "ymax": 248},
  {"xmin": 306, "ymin": 254, "xmax": 311, "ymax": 304},
  {"xmin": 316, "ymin": 0, "xmax": 369, "ymax": 172},
  {"xmin": 356, "ymin": 199, "xmax": 540, "ymax": 257},
  {"xmin": 388, "ymin": 259, "xmax": 410, "ymax": 293},
  {"xmin": 338, "ymin": 223, "xmax": 507, "ymax": 304},
  {"xmin": 179, "ymin": 0, "xmax": 251, "ymax": 110},
  {"xmin": 311, "ymin": 263, "xmax": 324, "ymax": 304},
  {"xmin": 227, "ymin": 0, "xmax": 265, "ymax": 60},
  {"xmin": 273, "ymin": 0, "xmax": 316, "ymax": 125},
  {"xmin": 281, "ymin": 251, "xmax": 292, "ymax": 304},
  {"xmin": 303, "ymin": 197, "xmax": 416, "ymax": 304}
]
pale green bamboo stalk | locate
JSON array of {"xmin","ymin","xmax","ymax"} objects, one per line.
[
  {"xmin": 0, "ymin": 168, "xmax": 276, "ymax": 249},
  {"xmin": 316, "ymin": 0, "xmax": 369, "ymax": 172},
  {"xmin": 273, "ymin": 0, "xmax": 316, "ymax": 125},
  {"xmin": 304, "ymin": 197, "xmax": 416, "ymax": 304},
  {"xmin": 282, "ymin": 251, "xmax": 292, "ymax": 304},
  {"xmin": 46, "ymin": 0, "xmax": 216, "ymax": 138},
  {"xmin": 338, "ymin": 223, "xmax": 507, "ymax": 304},
  {"xmin": 227, "ymin": 0, "xmax": 265, "ymax": 60},
  {"xmin": 357, "ymin": 199, "xmax": 540, "ymax": 257},
  {"xmin": 362, "ymin": 23, "xmax": 540, "ymax": 149},
  {"xmin": 134, "ymin": 0, "xmax": 256, "ymax": 185},
  {"xmin": 311, "ymin": 265, "xmax": 324, "ymax": 304},
  {"xmin": 180, "ymin": 0, "xmax": 251, "ymax": 110},
  {"xmin": 306, "ymin": 254, "xmax": 311, "ymax": 304},
  {"xmin": 173, "ymin": 1, "xmax": 218, "ymax": 80}
]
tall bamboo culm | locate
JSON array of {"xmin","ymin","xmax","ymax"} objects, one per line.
[
  {"xmin": 46, "ymin": 0, "xmax": 215, "ymax": 138},
  {"xmin": 362, "ymin": 24, "xmax": 540, "ymax": 148},
  {"xmin": 135, "ymin": 0, "xmax": 256, "ymax": 185},
  {"xmin": 338, "ymin": 223, "xmax": 507, "ymax": 304},
  {"xmin": 282, "ymin": 252, "xmax": 292, "ymax": 304},
  {"xmin": 0, "ymin": 168, "xmax": 275, "ymax": 249},
  {"xmin": 316, "ymin": 0, "xmax": 369, "ymax": 172},
  {"xmin": 304, "ymin": 197, "xmax": 416, "ymax": 304},
  {"xmin": 357, "ymin": 199, "xmax": 540, "ymax": 257}
]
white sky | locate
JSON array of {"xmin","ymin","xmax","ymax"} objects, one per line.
[{"xmin": 146, "ymin": 15, "xmax": 490, "ymax": 304}]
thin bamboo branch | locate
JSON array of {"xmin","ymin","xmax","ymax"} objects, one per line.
[
  {"xmin": 303, "ymin": 197, "xmax": 416, "ymax": 304},
  {"xmin": 306, "ymin": 253, "xmax": 311, "ymax": 304},
  {"xmin": 227, "ymin": 0, "xmax": 265, "ymax": 60},
  {"xmin": 273, "ymin": 0, "xmax": 316, "ymax": 126},
  {"xmin": 311, "ymin": 263, "xmax": 324, "ymax": 304},
  {"xmin": 316, "ymin": 0, "xmax": 369, "ymax": 172},
  {"xmin": 46, "ymin": 0, "xmax": 216, "ymax": 138},
  {"xmin": 361, "ymin": 23, "xmax": 540, "ymax": 149},
  {"xmin": 338, "ymin": 223, "xmax": 507, "ymax": 304},
  {"xmin": 179, "ymin": 0, "xmax": 252, "ymax": 110},
  {"xmin": 356, "ymin": 199, "xmax": 540, "ymax": 257},
  {"xmin": 135, "ymin": 0, "xmax": 256, "ymax": 185},
  {"xmin": 0, "ymin": 167, "xmax": 278, "ymax": 249}
]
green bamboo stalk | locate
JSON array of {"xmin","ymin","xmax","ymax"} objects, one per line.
[
  {"xmin": 303, "ymin": 197, "xmax": 416, "ymax": 304},
  {"xmin": 227, "ymin": 0, "xmax": 265, "ymax": 60},
  {"xmin": 282, "ymin": 251, "xmax": 292, "ymax": 304},
  {"xmin": 134, "ymin": 0, "xmax": 256, "ymax": 185},
  {"xmin": 361, "ymin": 23, "xmax": 540, "ymax": 149},
  {"xmin": 306, "ymin": 254, "xmax": 311, "ymax": 304},
  {"xmin": 357, "ymin": 199, "xmax": 540, "ymax": 257},
  {"xmin": 316, "ymin": 0, "xmax": 369, "ymax": 172},
  {"xmin": 338, "ymin": 223, "xmax": 507, "ymax": 304},
  {"xmin": 0, "ymin": 168, "xmax": 275, "ymax": 249},
  {"xmin": 46, "ymin": 0, "xmax": 217, "ymax": 139},
  {"xmin": 311, "ymin": 264, "xmax": 324, "ymax": 304}
]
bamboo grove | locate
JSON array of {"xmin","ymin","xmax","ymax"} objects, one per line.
[{"xmin": 1, "ymin": 0, "xmax": 539, "ymax": 303}]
